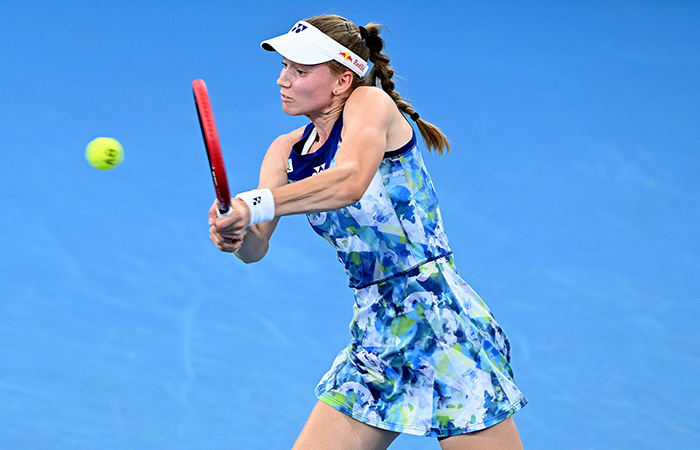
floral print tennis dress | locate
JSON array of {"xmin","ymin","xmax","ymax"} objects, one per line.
[{"xmin": 286, "ymin": 115, "xmax": 527, "ymax": 437}]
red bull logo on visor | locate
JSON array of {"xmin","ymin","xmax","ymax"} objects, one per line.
[{"xmin": 338, "ymin": 52, "xmax": 367, "ymax": 73}]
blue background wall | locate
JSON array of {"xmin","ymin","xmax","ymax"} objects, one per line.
[{"xmin": 2, "ymin": 1, "xmax": 699, "ymax": 448}]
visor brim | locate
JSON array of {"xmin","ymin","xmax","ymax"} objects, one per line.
[{"xmin": 261, "ymin": 34, "xmax": 333, "ymax": 66}]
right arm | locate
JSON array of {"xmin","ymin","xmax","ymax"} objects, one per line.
[{"xmin": 208, "ymin": 128, "xmax": 303, "ymax": 262}]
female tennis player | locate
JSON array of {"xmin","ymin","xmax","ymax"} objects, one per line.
[{"xmin": 208, "ymin": 14, "xmax": 527, "ymax": 450}]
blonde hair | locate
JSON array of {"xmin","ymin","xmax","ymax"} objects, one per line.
[{"xmin": 306, "ymin": 15, "xmax": 450, "ymax": 155}]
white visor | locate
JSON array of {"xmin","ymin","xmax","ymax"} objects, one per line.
[{"xmin": 261, "ymin": 21, "xmax": 369, "ymax": 77}]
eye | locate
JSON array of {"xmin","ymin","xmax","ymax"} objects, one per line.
[{"xmin": 296, "ymin": 69, "xmax": 306, "ymax": 76}]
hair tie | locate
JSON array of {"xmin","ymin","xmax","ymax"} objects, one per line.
[
  {"xmin": 359, "ymin": 25, "xmax": 369, "ymax": 40},
  {"xmin": 410, "ymin": 112, "xmax": 420, "ymax": 122}
]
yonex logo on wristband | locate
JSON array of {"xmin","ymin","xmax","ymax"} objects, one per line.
[{"xmin": 236, "ymin": 188, "xmax": 275, "ymax": 226}]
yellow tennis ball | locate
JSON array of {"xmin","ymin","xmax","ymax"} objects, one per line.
[{"xmin": 85, "ymin": 137, "xmax": 124, "ymax": 170}]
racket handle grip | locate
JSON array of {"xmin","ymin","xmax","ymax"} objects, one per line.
[{"xmin": 217, "ymin": 205, "xmax": 232, "ymax": 218}]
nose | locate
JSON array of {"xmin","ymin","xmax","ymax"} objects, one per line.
[{"xmin": 277, "ymin": 67, "xmax": 291, "ymax": 88}]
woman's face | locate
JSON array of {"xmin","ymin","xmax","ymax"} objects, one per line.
[{"xmin": 277, "ymin": 58, "xmax": 338, "ymax": 116}]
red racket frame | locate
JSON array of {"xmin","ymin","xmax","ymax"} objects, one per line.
[{"xmin": 192, "ymin": 79, "xmax": 232, "ymax": 216}]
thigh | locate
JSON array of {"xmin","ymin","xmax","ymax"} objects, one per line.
[
  {"xmin": 292, "ymin": 401, "xmax": 400, "ymax": 450},
  {"xmin": 438, "ymin": 417, "xmax": 523, "ymax": 450}
]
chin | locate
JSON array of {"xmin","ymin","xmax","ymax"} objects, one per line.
[{"xmin": 282, "ymin": 104, "xmax": 303, "ymax": 116}]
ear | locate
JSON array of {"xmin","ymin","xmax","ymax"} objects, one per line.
[{"xmin": 333, "ymin": 70, "xmax": 354, "ymax": 95}]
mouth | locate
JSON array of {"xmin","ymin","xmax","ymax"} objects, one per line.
[{"xmin": 280, "ymin": 92, "xmax": 293, "ymax": 102}]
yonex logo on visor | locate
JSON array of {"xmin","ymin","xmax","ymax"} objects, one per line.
[{"xmin": 261, "ymin": 21, "xmax": 370, "ymax": 77}]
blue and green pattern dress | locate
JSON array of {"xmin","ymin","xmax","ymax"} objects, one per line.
[{"xmin": 286, "ymin": 115, "xmax": 527, "ymax": 437}]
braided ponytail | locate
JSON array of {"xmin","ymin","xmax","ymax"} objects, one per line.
[
  {"xmin": 306, "ymin": 15, "xmax": 450, "ymax": 155},
  {"xmin": 360, "ymin": 23, "xmax": 449, "ymax": 155}
]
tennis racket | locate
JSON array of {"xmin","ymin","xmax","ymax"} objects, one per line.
[{"xmin": 192, "ymin": 79, "xmax": 232, "ymax": 217}]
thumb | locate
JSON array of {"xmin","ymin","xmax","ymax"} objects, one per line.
[{"xmin": 208, "ymin": 201, "xmax": 219, "ymax": 226}]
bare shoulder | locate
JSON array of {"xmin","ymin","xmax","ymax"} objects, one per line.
[
  {"xmin": 345, "ymin": 86, "xmax": 395, "ymax": 113},
  {"xmin": 269, "ymin": 125, "xmax": 306, "ymax": 154},
  {"xmin": 343, "ymin": 87, "xmax": 411, "ymax": 149},
  {"xmin": 344, "ymin": 86, "xmax": 403, "ymax": 127},
  {"xmin": 259, "ymin": 125, "xmax": 306, "ymax": 187}
]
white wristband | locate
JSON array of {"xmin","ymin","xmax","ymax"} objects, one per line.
[{"xmin": 235, "ymin": 188, "xmax": 275, "ymax": 226}]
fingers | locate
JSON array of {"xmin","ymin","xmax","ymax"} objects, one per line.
[
  {"xmin": 210, "ymin": 221, "xmax": 246, "ymax": 252},
  {"xmin": 209, "ymin": 227, "xmax": 243, "ymax": 253},
  {"xmin": 208, "ymin": 200, "xmax": 219, "ymax": 226},
  {"xmin": 209, "ymin": 198, "xmax": 249, "ymax": 253},
  {"xmin": 212, "ymin": 199, "xmax": 250, "ymax": 233}
]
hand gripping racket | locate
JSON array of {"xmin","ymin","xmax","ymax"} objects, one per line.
[{"xmin": 192, "ymin": 79, "xmax": 232, "ymax": 217}]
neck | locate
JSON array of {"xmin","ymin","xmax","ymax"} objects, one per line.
[{"xmin": 306, "ymin": 99, "xmax": 345, "ymax": 144}]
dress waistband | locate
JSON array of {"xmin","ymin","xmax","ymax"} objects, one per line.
[{"xmin": 351, "ymin": 252, "xmax": 453, "ymax": 290}]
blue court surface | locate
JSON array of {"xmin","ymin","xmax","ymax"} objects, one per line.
[{"xmin": 2, "ymin": 1, "xmax": 699, "ymax": 448}]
